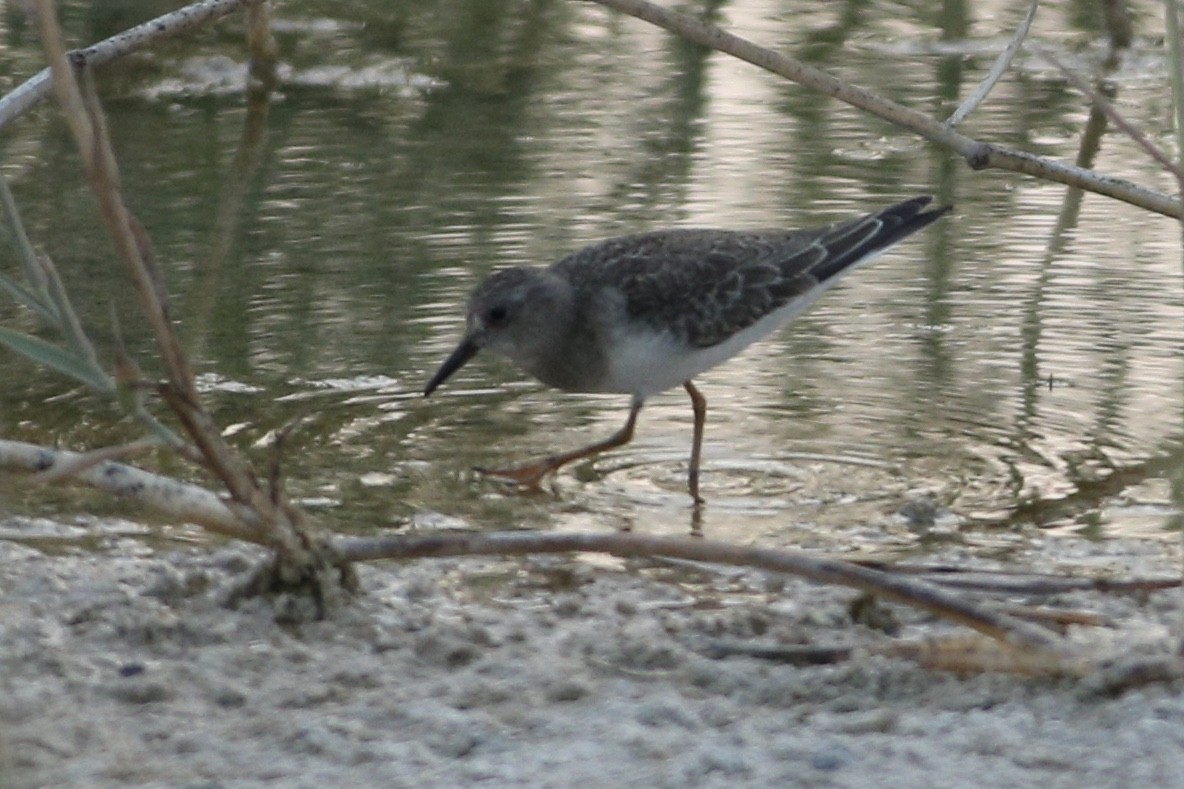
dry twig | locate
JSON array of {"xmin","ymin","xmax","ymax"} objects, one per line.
[
  {"xmin": 0, "ymin": 438, "xmax": 252, "ymax": 541},
  {"xmin": 1033, "ymin": 44, "xmax": 1184, "ymax": 186},
  {"xmin": 586, "ymin": 0, "xmax": 1181, "ymax": 218},
  {"xmin": 0, "ymin": 0, "xmax": 256, "ymax": 129},
  {"xmin": 337, "ymin": 530, "xmax": 1064, "ymax": 651},
  {"xmin": 1, "ymin": 0, "xmax": 1178, "ymax": 650},
  {"xmin": 945, "ymin": 0, "xmax": 1039, "ymax": 127},
  {"xmin": 25, "ymin": 1, "xmax": 349, "ymax": 603}
]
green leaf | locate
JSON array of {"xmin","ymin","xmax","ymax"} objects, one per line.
[
  {"xmin": 0, "ymin": 173, "xmax": 53, "ymax": 297},
  {"xmin": 0, "ymin": 327, "xmax": 114, "ymax": 393},
  {"xmin": 0, "ymin": 173, "xmax": 60, "ymax": 322},
  {"xmin": 0, "ymin": 270, "xmax": 57, "ymax": 322}
]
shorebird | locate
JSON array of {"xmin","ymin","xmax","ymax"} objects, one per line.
[{"xmin": 424, "ymin": 195, "xmax": 950, "ymax": 502}]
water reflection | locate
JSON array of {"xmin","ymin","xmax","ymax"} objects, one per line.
[{"xmin": 0, "ymin": 0, "xmax": 1180, "ymax": 551}]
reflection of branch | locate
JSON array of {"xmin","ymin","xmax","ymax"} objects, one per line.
[
  {"xmin": 945, "ymin": 0, "xmax": 1038, "ymax": 127},
  {"xmin": 587, "ymin": 0, "xmax": 1181, "ymax": 219},
  {"xmin": 1034, "ymin": 45, "xmax": 1184, "ymax": 186},
  {"xmin": 34, "ymin": 0, "xmax": 232, "ymax": 407},
  {"xmin": 184, "ymin": 54, "xmax": 274, "ymax": 361},
  {"xmin": 0, "ymin": 0, "xmax": 255, "ymax": 130},
  {"xmin": 29, "ymin": 1, "xmax": 336, "ymax": 577}
]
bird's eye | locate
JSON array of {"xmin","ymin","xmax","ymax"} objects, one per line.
[{"xmin": 487, "ymin": 305, "xmax": 509, "ymax": 324}]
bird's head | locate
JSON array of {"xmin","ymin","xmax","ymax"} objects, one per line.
[{"xmin": 424, "ymin": 267, "xmax": 567, "ymax": 396}]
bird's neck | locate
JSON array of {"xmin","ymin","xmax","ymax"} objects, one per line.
[{"xmin": 516, "ymin": 274, "xmax": 607, "ymax": 392}]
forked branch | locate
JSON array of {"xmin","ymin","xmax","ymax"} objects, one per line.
[{"xmin": 587, "ymin": 0, "xmax": 1181, "ymax": 219}]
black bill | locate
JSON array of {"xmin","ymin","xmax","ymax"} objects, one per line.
[{"xmin": 423, "ymin": 337, "xmax": 480, "ymax": 396}]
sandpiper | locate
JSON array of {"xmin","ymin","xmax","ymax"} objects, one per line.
[{"xmin": 424, "ymin": 195, "xmax": 950, "ymax": 502}]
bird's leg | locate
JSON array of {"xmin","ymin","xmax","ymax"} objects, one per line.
[
  {"xmin": 684, "ymin": 381, "xmax": 706, "ymax": 504},
  {"xmin": 477, "ymin": 398, "xmax": 643, "ymax": 489}
]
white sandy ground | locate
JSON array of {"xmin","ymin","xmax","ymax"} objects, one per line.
[{"xmin": 3, "ymin": 520, "xmax": 1184, "ymax": 788}]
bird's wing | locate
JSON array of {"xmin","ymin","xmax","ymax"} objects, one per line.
[
  {"xmin": 606, "ymin": 229, "xmax": 823, "ymax": 348},
  {"xmin": 552, "ymin": 196, "xmax": 944, "ymax": 349}
]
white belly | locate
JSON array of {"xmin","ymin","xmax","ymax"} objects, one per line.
[{"xmin": 603, "ymin": 292, "xmax": 825, "ymax": 398}]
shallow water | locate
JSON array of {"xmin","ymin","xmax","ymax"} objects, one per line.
[{"xmin": 0, "ymin": 0, "xmax": 1181, "ymax": 557}]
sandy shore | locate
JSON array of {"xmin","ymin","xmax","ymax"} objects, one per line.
[{"xmin": 3, "ymin": 519, "xmax": 1184, "ymax": 788}]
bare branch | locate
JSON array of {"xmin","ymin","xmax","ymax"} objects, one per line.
[
  {"xmin": 946, "ymin": 0, "xmax": 1038, "ymax": 127},
  {"xmin": 30, "ymin": 0, "xmax": 93, "ymax": 154},
  {"xmin": 25, "ymin": 2, "xmax": 340, "ymax": 574},
  {"xmin": 1033, "ymin": 44, "xmax": 1184, "ymax": 185},
  {"xmin": 32, "ymin": 1, "xmax": 267, "ymax": 517},
  {"xmin": 586, "ymin": 0, "xmax": 1181, "ymax": 219},
  {"xmin": 336, "ymin": 530, "xmax": 1064, "ymax": 652},
  {"xmin": 0, "ymin": 438, "xmax": 256, "ymax": 542},
  {"xmin": 29, "ymin": 437, "xmax": 164, "ymax": 485},
  {"xmin": 858, "ymin": 563, "xmax": 1181, "ymax": 596},
  {"xmin": 0, "ymin": 0, "xmax": 256, "ymax": 131}
]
